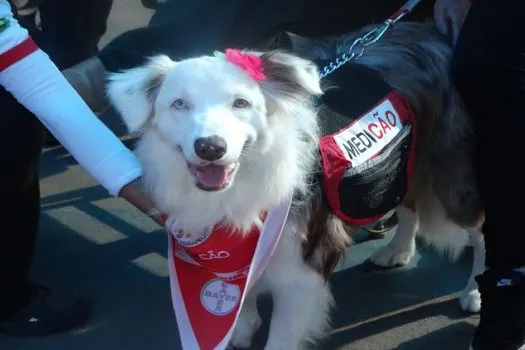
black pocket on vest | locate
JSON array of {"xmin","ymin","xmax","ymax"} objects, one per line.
[{"xmin": 338, "ymin": 123, "xmax": 413, "ymax": 221}]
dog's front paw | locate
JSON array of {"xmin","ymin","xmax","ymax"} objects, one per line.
[
  {"xmin": 370, "ymin": 241, "xmax": 415, "ymax": 268},
  {"xmin": 229, "ymin": 334, "xmax": 253, "ymax": 350},
  {"xmin": 229, "ymin": 311, "xmax": 262, "ymax": 349},
  {"xmin": 459, "ymin": 289, "xmax": 481, "ymax": 313}
]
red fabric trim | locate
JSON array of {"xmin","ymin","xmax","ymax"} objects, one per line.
[
  {"xmin": 319, "ymin": 133, "xmax": 352, "ymax": 223},
  {"xmin": 346, "ymin": 213, "xmax": 388, "ymax": 227},
  {"xmin": 0, "ymin": 37, "xmax": 38, "ymax": 73},
  {"xmin": 389, "ymin": 8, "xmax": 410, "ymax": 21},
  {"xmin": 388, "ymin": 91, "xmax": 417, "ymax": 182}
]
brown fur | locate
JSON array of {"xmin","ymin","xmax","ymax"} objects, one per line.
[{"xmin": 302, "ymin": 188, "xmax": 353, "ymax": 280}]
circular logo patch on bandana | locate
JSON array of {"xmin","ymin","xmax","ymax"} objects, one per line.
[
  {"xmin": 172, "ymin": 226, "xmax": 213, "ymax": 248},
  {"xmin": 200, "ymin": 279, "xmax": 241, "ymax": 316}
]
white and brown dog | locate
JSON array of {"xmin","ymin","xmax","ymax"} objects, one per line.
[{"xmin": 107, "ymin": 21, "xmax": 483, "ymax": 349}]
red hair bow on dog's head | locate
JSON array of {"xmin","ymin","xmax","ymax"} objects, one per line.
[{"xmin": 224, "ymin": 49, "xmax": 266, "ymax": 81}]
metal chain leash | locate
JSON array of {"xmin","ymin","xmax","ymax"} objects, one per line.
[{"xmin": 319, "ymin": 0, "xmax": 422, "ymax": 79}]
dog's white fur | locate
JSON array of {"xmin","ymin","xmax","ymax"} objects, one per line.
[
  {"xmin": 107, "ymin": 23, "xmax": 485, "ymax": 347},
  {"xmin": 370, "ymin": 207, "xmax": 484, "ymax": 313},
  {"xmin": 108, "ymin": 54, "xmax": 320, "ymax": 233},
  {"xmin": 108, "ymin": 52, "xmax": 333, "ymax": 349},
  {"xmin": 370, "ymin": 186, "xmax": 483, "ymax": 313}
]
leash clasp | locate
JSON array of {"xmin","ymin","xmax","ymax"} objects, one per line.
[
  {"xmin": 318, "ymin": 0, "xmax": 420, "ymax": 79},
  {"xmin": 360, "ymin": 21, "xmax": 392, "ymax": 47}
]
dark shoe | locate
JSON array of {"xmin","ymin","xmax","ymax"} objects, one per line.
[
  {"xmin": 0, "ymin": 283, "xmax": 90, "ymax": 337},
  {"xmin": 470, "ymin": 269, "xmax": 525, "ymax": 350}
]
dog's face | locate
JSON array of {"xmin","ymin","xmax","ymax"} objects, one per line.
[
  {"xmin": 107, "ymin": 51, "xmax": 321, "ymax": 194},
  {"xmin": 149, "ymin": 57, "xmax": 267, "ymax": 191}
]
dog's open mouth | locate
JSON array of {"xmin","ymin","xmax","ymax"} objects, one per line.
[{"xmin": 187, "ymin": 162, "xmax": 239, "ymax": 191}]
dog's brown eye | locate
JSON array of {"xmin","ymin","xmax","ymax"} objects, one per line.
[
  {"xmin": 172, "ymin": 99, "xmax": 188, "ymax": 110},
  {"xmin": 233, "ymin": 98, "xmax": 250, "ymax": 109}
]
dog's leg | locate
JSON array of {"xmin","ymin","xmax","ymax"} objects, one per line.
[
  {"xmin": 459, "ymin": 228, "xmax": 484, "ymax": 313},
  {"xmin": 230, "ymin": 289, "xmax": 262, "ymax": 349},
  {"xmin": 370, "ymin": 205, "xmax": 418, "ymax": 267},
  {"xmin": 265, "ymin": 270, "xmax": 332, "ymax": 350}
]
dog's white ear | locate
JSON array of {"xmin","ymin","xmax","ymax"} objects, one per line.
[
  {"xmin": 106, "ymin": 55, "xmax": 175, "ymax": 132},
  {"xmin": 259, "ymin": 50, "xmax": 322, "ymax": 98}
]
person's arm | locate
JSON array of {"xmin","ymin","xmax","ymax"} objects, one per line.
[
  {"xmin": 119, "ymin": 178, "xmax": 167, "ymax": 225},
  {"xmin": 433, "ymin": 0, "xmax": 471, "ymax": 45},
  {"xmin": 0, "ymin": 1, "xmax": 163, "ymax": 224}
]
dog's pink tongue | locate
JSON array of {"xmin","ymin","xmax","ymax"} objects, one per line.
[{"xmin": 195, "ymin": 164, "xmax": 229, "ymax": 189}]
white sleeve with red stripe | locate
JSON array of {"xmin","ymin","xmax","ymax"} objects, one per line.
[{"xmin": 0, "ymin": 0, "xmax": 142, "ymax": 196}]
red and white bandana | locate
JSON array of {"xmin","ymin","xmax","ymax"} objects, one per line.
[{"xmin": 167, "ymin": 197, "xmax": 292, "ymax": 349}]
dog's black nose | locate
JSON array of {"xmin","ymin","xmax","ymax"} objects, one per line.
[{"xmin": 194, "ymin": 136, "xmax": 227, "ymax": 161}]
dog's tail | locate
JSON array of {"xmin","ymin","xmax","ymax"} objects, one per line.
[{"xmin": 302, "ymin": 187, "xmax": 352, "ymax": 279}]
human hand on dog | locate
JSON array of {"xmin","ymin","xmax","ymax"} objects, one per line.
[
  {"xmin": 434, "ymin": 0, "xmax": 471, "ymax": 45},
  {"xmin": 118, "ymin": 178, "xmax": 168, "ymax": 227}
]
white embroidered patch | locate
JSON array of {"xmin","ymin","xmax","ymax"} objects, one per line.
[
  {"xmin": 333, "ymin": 98, "xmax": 404, "ymax": 167},
  {"xmin": 169, "ymin": 224, "xmax": 213, "ymax": 248}
]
